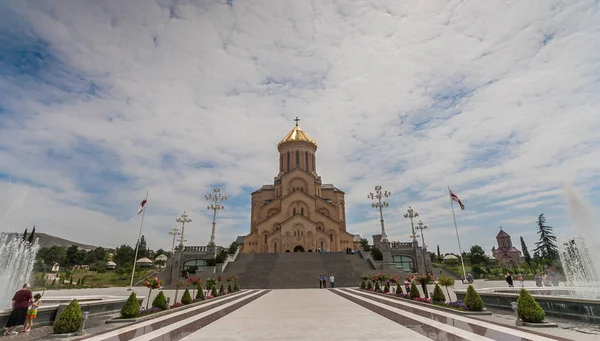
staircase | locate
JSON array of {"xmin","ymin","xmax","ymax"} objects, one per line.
[{"xmin": 224, "ymin": 252, "xmax": 378, "ymax": 289}]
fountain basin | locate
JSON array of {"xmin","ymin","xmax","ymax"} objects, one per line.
[
  {"xmin": 455, "ymin": 287, "xmax": 600, "ymax": 322},
  {"xmin": 0, "ymin": 295, "xmax": 144, "ymax": 328}
]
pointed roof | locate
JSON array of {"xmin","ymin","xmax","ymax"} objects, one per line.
[
  {"xmin": 496, "ymin": 228, "xmax": 510, "ymax": 238},
  {"xmin": 278, "ymin": 120, "xmax": 317, "ymax": 147}
]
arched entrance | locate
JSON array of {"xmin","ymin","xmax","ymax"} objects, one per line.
[
  {"xmin": 307, "ymin": 249, "xmax": 313, "ymax": 252},
  {"xmin": 285, "ymin": 250, "xmax": 291, "ymax": 253},
  {"xmin": 293, "ymin": 245, "xmax": 305, "ymax": 252}
]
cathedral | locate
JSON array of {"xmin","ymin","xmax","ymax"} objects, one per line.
[{"xmin": 241, "ymin": 119, "xmax": 358, "ymax": 253}]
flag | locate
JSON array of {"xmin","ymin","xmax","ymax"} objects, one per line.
[
  {"xmin": 449, "ymin": 189, "xmax": 465, "ymax": 210},
  {"xmin": 138, "ymin": 199, "xmax": 147, "ymax": 215}
]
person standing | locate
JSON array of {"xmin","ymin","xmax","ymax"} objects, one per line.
[
  {"xmin": 4, "ymin": 283, "xmax": 33, "ymax": 336},
  {"xmin": 505, "ymin": 273, "xmax": 514, "ymax": 287},
  {"xmin": 23, "ymin": 294, "xmax": 42, "ymax": 333},
  {"xmin": 321, "ymin": 275, "xmax": 327, "ymax": 289},
  {"xmin": 517, "ymin": 274, "xmax": 524, "ymax": 287},
  {"xmin": 329, "ymin": 274, "xmax": 335, "ymax": 288},
  {"xmin": 318, "ymin": 274, "xmax": 323, "ymax": 289}
]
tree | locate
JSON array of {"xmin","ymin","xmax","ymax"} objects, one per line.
[
  {"xmin": 469, "ymin": 245, "xmax": 487, "ymax": 265},
  {"xmin": 65, "ymin": 245, "xmax": 85, "ymax": 267},
  {"xmin": 115, "ymin": 244, "xmax": 136, "ymax": 267},
  {"xmin": 437, "ymin": 245, "xmax": 441, "ymax": 258},
  {"xmin": 491, "ymin": 246, "xmax": 496, "ymax": 253},
  {"xmin": 27, "ymin": 226, "xmax": 36, "ymax": 244},
  {"xmin": 228, "ymin": 242, "xmax": 239, "ymax": 254},
  {"xmin": 37, "ymin": 246, "xmax": 67, "ymax": 268},
  {"xmin": 155, "ymin": 248, "xmax": 167, "ymax": 258},
  {"xmin": 86, "ymin": 247, "xmax": 107, "ymax": 265},
  {"xmin": 22, "ymin": 228, "xmax": 28, "ymax": 241},
  {"xmin": 533, "ymin": 214, "xmax": 558, "ymax": 261},
  {"xmin": 137, "ymin": 235, "xmax": 148, "ymax": 258},
  {"xmin": 520, "ymin": 236, "xmax": 532, "ymax": 267}
]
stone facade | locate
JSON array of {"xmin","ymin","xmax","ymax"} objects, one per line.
[
  {"xmin": 372, "ymin": 235, "xmax": 432, "ymax": 274},
  {"xmin": 241, "ymin": 121, "xmax": 359, "ymax": 253},
  {"xmin": 492, "ymin": 229, "xmax": 523, "ymax": 266}
]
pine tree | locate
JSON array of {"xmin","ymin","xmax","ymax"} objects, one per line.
[
  {"xmin": 520, "ymin": 236, "xmax": 532, "ymax": 266},
  {"xmin": 137, "ymin": 235, "xmax": 148, "ymax": 258},
  {"xmin": 491, "ymin": 246, "xmax": 496, "ymax": 253},
  {"xmin": 533, "ymin": 214, "xmax": 558, "ymax": 261},
  {"xmin": 28, "ymin": 226, "xmax": 36, "ymax": 244},
  {"xmin": 23, "ymin": 228, "xmax": 28, "ymax": 241}
]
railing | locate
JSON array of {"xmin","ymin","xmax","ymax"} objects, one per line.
[
  {"xmin": 390, "ymin": 241, "xmax": 413, "ymax": 248},
  {"xmin": 183, "ymin": 246, "xmax": 208, "ymax": 252}
]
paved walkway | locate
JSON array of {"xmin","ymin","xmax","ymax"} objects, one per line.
[{"xmin": 70, "ymin": 288, "xmax": 584, "ymax": 341}]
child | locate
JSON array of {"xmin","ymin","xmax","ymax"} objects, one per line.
[{"xmin": 23, "ymin": 294, "xmax": 42, "ymax": 333}]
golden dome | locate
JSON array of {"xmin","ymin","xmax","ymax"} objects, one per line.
[{"xmin": 278, "ymin": 118, "xmax": 317, "ymax": 147}]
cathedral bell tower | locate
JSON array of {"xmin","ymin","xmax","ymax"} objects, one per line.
[{"xmin": 274, "ymin": 117, "xmax": 321, "ymax": 197}]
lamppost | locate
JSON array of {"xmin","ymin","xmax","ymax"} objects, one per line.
[
  {"xmin": 368, "ymin": 186, "xmax": 391, "ymax": 243},
  {"xmin": 172, "ymin": 212, "xmax": 191, "ymax": 283},
  {"xmin": 205, "ymin": 187, "xmax": 228, "ymax": 246},
  {"xmin": 403, "ymin": 207, "xmax": 419, "ymax": 243},
  {"xmin": 176, "ymin": 211, "xmax": 192, "ymax": 249},
  {"xmin": 416, "ymin": 220, "xmax": 429, "ymax": 273},
  {"xmin": 168, "ymin": 226, "xmax": 181, "ymax": 256}
]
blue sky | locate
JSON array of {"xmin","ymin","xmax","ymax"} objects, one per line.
[{"xmin": 1, "ymin": 0, "xmax": 599, "ymax": 256}]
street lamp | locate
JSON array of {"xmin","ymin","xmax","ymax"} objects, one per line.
[
  {"xmin": 368, "ymin": 186, "xmax": 391, "ymax": 242},
  {"xmin": 176, "ymin": 211, "xmax": 192, "ymax": 249},
  {"xmin": 206, "ymin": 187, "xmax": 228, "ymax": 246},
  {"xmin": 168, "ymin": 226, "xmax": 181, "ymax": 256},
  {"xmin": 416, "ymin": 220, "xmax": 429, "ymax": 273},
  {"xmin": 403, "ymin": 206, "xmax": 419, "ymax": 243}
]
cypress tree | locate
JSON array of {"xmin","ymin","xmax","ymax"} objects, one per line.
[
  {"xmin": 520, "ymin": 236, "xmax": 532, "ymax": 266},
  {"xmin": 533, "ymin": 214, "xmax": 558, "ymax": 261},
  {"xmin": 23, "ymin": 228, "xmax": 28, "ymax": 241},
  {"xmin": 28, "ymin": 226, "xmax": 36, "ymax": 244}
]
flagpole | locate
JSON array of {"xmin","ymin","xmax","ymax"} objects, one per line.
[
  {"xmin": 448, "ymin": 186, "xmax": 468, "ymax": 283},
  {"xmin": 128, "ymin": 191, "xmax": 148, "ymax": 291}
]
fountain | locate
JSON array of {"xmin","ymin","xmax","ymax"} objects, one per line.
[{"xmin": 0, "ymin": 233, "xmax": 39, "ymax": 308}]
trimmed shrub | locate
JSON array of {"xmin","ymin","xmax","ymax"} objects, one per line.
[
  {"xmin": 227, "ymin": 282, "xmax": 233, "ymax": 294},
  {"xmin": 370, "ymin": 247, "xmax": 383, "ymax": 261},
  {"xmin": 53, "ymin": 300, "xmax": 83, "ymax": 334},
  {"xmin": 395, "ymin": 285, "xmax": 403, "ymax": 295},
  {"xmin": 383, "ymin": 283, "xmax": 390, "ymax": 293},
  {"xmin": 196, "ymin": 286, "xmax": 206, "ymax": 300},
  {"xmin": 120, "ymin": 292, "xmax": 141, "ymax": 318},
  {"xmin": 374, "ymin": 281, "xmax": 381, "ymax": 292},
  {"xmin": 410, "ymin": 282, "xmax": 421, "ymax": 299},
  {"xmin": 464, "ymin": 285, "xmax": 484, "ymax": 311},
  {"xmin": 234, "ymin": 282, "xmax": 240, "ymax": 292},
  {"xmin": 432, "ymin": 284, "xmax": 446, "ymax": 303},
  {"xmin": 181, "ymin": 288, "xmax": 193, "ymax": 305},
  {"xmin": 219, "ymin": 283, "xmax": 226, "ymax": 295},
  {"xmin": 517, "ymin": 288, "xmax": 545, "ymax": 323},
  {"xmin": 367, "ymin": 281, "xmax": 373, "ymax": 290},
  {"xmin": 360, "ymin": 280, "xmax": 366, "ymax": 289},
  {"xmin": 211, "ymin": 285, "xmax": 219, "ymax": 297},
  {"xmin": 152, "ymin": 291, "xmax": 167, "ymax": 310}
]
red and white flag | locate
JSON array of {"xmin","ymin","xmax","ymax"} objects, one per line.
[
  {"xmin": 449, "ymin": 189, "xmax": 465, "ymax": 210},
  {"xmin": 138, "ymin": 198, "xmax": 147, "ymax": 215}
]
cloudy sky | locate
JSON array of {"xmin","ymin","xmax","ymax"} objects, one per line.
[{"xmin": 1, "ymin": 0, "xmax": 599, "ymax": 256}]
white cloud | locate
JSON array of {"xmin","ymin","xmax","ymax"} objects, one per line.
[{"xmin": 1, "ymin": 0, "xmax": 599, "ymax": 256}]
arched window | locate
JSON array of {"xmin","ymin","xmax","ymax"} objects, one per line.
[
  {"xmin": 264, "ymin": 234, "xmax": 268, "ymax": 243},
  {"xmin": 287, "ymin": 152, "xmax": 290, "ymax": 172},
  {"xmin": 296, "ymin": 151, "xmax": 299, "ymax": 167},
  {"xmin": 305, "ymin": 153, "xmax": 309, "ymax": 171},
  {"xmin": 301, "ymin": 208, "xmax": 304, "ymax": 216},
  {"xmin": 330, "ymin": 232, "xmax": 333, "ymax": 242},
  {"xmin": 274, "ymin": 242, "xmax": 277, "ymax": 253},
  {"xmin": 293, "ymin": 208, "xmax": 296, "ymax": 215},
  {"xmin": 312, "ymin": 154, "xmax": 316, "ymax": 172}
]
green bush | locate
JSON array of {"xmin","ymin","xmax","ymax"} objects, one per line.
[
  {"xmin": 181, "ymin": 288, "xmax": 192, "ymax": 305},
  {"xmin": 383, "ymin": 283, "xmax": 390, "ymax": 293},
  {"xmin": 464, "ymin": 285, "xmax": 484, "ymax": 311},
  {"xmin": 196, "ymin": 285, "xmax": 206, "ymax": 300},
  {"xmin": 227, "ymin": 282, "xmax": 233, "ymax": 293},
  {"xmin": 409, "ymin": 283, "xmax": 420, "ymax": 299},
  {"xmin": 211, "ymin": 285, "xmax": 219, "ymax": 297},
  {"xmin": 152, "ymin": 291, "xmax": 167, "ymax": 310},
  {"xmin": 367, "ymin": 281, "xmax": 373, "ymax": 290},
  {"xmin": 360, "ymin": 280, "xmax": 366, "ymax": 289},
  {"xmin": 120, "ymin": 292, "xmax": 141, "ymax": 318},
  {"xmin": 234, "ymin": 282, "xmax": 240, "ymax": 292},
  {"xmin": 53, "ymin": 300, "xmax": 83, "ymax": 334},
  {"xmin": 395, "ymin": 285, "xmax": 403, "ymax": 294},
  {"xmin": 374, "ymin": 281, "xmax": 381, "ymax": 292},
  {"xmin": 371, "ymin": 247, "xmax": 383, "ymax": 261},
  {"xmin": 219, "ymin": 283, "xmax": 226, "ymax": 295},
  {"xmin": 517, "ymin": 288, "xmax": 545, "ymax": 323},
  {"xmin": 432, "ymin": 284, "xmax": 446, "ymax": 303}
]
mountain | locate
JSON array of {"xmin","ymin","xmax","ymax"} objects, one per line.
[{"xmin": 3, "ymin": 232, "xmax": 97, "ymax": 250}]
